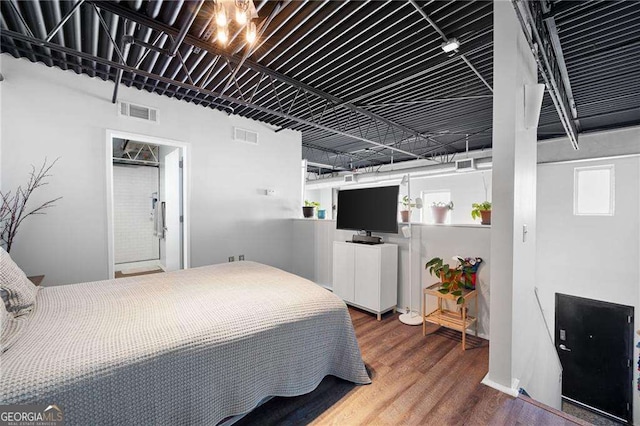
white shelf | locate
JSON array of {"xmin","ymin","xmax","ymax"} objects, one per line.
[
  {"xmin": 293, "ymin": 218, "xmax": 490, "ymax": 228},
  {"xmin": 411, "ymin": 223, "xmax": 491, "ymax": 229}
]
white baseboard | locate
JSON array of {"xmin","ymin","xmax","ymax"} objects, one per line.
[{"xmin": 481, "ymin": 374, "xmax": 520, "ymax": 397}]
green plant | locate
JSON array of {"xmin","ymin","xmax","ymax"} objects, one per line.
[
  {"xmin": 425, "ymin": 257, "xmax": 472, "ymax": 304},
  {"xmin": 400, "ymin": 195, "xmax": 419, "ymax": 210},
  {"xmin": 304, "ymin": 200, "xmax": 320, "ymax": 208},
  {"xmin": 431, "ymin": 201, "xmax": 454, "ymax": 210},
  {"xmin": 471, "ymin": 201, "xmax": 491, "ymax": 220}
]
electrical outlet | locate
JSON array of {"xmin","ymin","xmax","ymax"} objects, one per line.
[
  {"xmin": 228, "ymin": 256, "xmax": 235, "ymax": 262},
  {"xmin": 239, "ymin": 255, "xmax": 245, "ymax": 261}
]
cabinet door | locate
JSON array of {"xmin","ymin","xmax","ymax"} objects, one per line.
[
  {"xmin": 354, "ymin": 246, "xmax": 380, "ymax": 310},
  {"xmin": 332, "ymin": 243, "xmax": 355, "ymax": 303}
]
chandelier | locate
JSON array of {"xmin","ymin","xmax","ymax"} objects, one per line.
[{"xmin": 213, "ymin": 0, "xmax": 258, "ymax": 45}]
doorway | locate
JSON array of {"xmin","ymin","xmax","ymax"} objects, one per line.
[
  {"xmin": 106, "ymin": 130, "xmax": 189, "ymax": 279},
  {"xmin": 555, "ymin": 293, "xmax": 634, "ymax": 423}
]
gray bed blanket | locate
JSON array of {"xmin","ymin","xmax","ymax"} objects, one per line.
[{"xmin": 0, "ymin": 261, "xmax": 370, "ymax": 424}]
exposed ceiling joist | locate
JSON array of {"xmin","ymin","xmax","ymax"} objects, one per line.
[
  {"xmin": 408, "ymin": 0, "xmax": 493, "ymax": 94},
  {"xmin": 79, "ymin": 0, "xmax": 456, "ymax": 162},
  {"xmin": 3, "ymin": 0, "xmax": 639, "ymax": 171},
  {"xmin": 540, "ymin": 0, "xmax": 579, "ymax": 121},
  {"xmin": 512, "ymin": 0, "xmax": 580, "ymax": 150}
]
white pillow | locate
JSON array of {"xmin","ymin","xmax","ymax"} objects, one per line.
[
  {"xmin": 1, "ymin": 301, "xmax": 27, "ymax": 352},
  {"xmin": 0, "ymin": 247, "xmax": 38, "ymax": 316}
]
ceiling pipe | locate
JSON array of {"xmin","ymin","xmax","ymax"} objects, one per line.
[
  {"xmin": 305, "ymin": 157, "xmax": 493, "ymax": 189},
  {"xmin": 168, "ymin": 0, "xmax": 205, "ymax": 56}
]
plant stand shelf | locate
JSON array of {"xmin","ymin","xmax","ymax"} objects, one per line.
[{"xmin": 422, "ymin": 282, "xmax": 478, "ymax": 350}]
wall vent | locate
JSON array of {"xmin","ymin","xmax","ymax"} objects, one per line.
[
  {"xmin": 344, "ymin": 174, "xmax": 357, "ymax": 183},
  {"xmin": 118, "ymin": 102, "xmax": 159, "ymax": 123},
  {"xmin": 455, "ymin": 158, "xmax": 476, "ymax": 172},
  {"xmin": 234, "ymin": 127, "xmax": 259, "ymax": 144}
]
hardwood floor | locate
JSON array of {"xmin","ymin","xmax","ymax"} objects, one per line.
[{"xmin": 237, "ymin": 307, "xmax": 587, "ymax": 426}]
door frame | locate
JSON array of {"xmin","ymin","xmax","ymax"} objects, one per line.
[{"xmin": 105, "ymin": 129, "xmax": 190, "ymax": 278}]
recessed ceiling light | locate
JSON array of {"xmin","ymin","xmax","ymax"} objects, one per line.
[{"xmin": 441, "ymin": 38, "xmax": 460, "ymax": 53}]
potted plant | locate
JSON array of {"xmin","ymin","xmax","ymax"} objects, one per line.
[
  {"xmin": 399, "ymin": 196, "xmax": 413, "ymax": 223},
  {"xmin": 471, "ymin": 201, "xmax": 492, "ymax": 225},
  {"xmin": 302, "ymin": 200, "xmax": 319, "ymax": 218},
  {"xmin": 425, "ymin": 256, "xmax": 473, "ymax": 304},
  {"xmin": 431, "ymin": 201, "xmax": 454, "ymax": 224}
]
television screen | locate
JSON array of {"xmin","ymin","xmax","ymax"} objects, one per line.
[{"xmin": 336, "ymin": 186, "xmax": 399, "ymax": 234}]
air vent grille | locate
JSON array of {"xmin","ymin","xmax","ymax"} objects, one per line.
[
  {"xmin": 455, "ymin": 158, "xmax": 476, "ymax": 172},
  {"xmin": 118, "ymin": 101, "xmax": 159, "ymax": 123},
  {"xmin": 234, "ymin": 127, "xmax": 259, "ymax": 144}
]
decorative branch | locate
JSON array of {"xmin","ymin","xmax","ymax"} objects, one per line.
[{"xmin": 0, "ymin": 158, "xmax": 62, "ymax": 253}]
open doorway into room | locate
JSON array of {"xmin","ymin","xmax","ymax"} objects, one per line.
[{"xmin": 106, "ymin": 130, "xmax": 189, "ymax": 279}]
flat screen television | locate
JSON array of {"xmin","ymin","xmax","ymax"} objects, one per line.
[{"xmin": 336, "ymin": 186, "xmax": 399, "ymax": 236}]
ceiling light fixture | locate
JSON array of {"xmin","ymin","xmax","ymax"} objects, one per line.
[
  {"xmin": 213, "ymin": 0, "xmax": 258, "ymax": 45},
  {"xmin": 246, "ymin": 22, "xmax": 257, "ymax": 44},
  {"xmin": 441, "ymin": 37, "xmax": 460, "ymax": 53},
  {"xmin": 215, "ymin": 3, "xmax": 227, "ymax": 27},
  {"xmin": 217, "ymin": 26, "xmax": 229, "ymax": 45},
  {"xmin": 235, "ymin": 0, "xmax": 249, "ymax": 24}
]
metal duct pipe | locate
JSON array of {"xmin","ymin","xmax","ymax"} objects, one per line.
[{"xmin": 305, "ymin": 157, "xmax": 493, "ymax": 190}]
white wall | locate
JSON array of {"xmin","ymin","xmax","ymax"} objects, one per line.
[
  {"xmin": 410, "ymin": 170, "xmax": 492, "ymax": 224},
  {"xmin": 537, "ymin": 154, "xmax": 640, "ymax": 423},
  {"xmin": 0, "ymin": 56, "xmax": 301, "ymax": 285},
  {"xmin": 291, "ymin": 219, "xmax": 491, "ymax": 337},
  {"xmin": 113, "ymin": 165, "xmax": 159, "ymax": 264}
]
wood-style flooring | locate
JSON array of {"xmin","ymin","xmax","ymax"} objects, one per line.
[{"xmin": 238, "ymin": 307, "xmax": 588, "ymax": 426}]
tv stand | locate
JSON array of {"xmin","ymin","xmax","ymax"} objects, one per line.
[
  {"xmin": 333, "ymin": 242, "xmax": 398, "ymax": 320},
  {"xmin": 351, "ymin": 232, "xmax": 382, "ymax": 245}
]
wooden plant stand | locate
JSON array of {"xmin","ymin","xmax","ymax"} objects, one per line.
[{"xmin": 422, "ymin": 282, "xmax": 478, "ymax": 350}]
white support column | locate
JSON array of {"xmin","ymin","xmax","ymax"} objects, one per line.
[{"xmin": 484, "ymin": 0, "xmax": 539, "ymax": 395}]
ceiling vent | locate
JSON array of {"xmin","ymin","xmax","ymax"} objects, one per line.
[
  {"xmin": 119, "ymin": 102, "xmax": 159, "ymax": 123},
  {"xmin": 234, "ymin": 127, "xmax": 259, "ymax": 144},
  {"xmin": 455, "ymin": 158, "xmax": 476, "ymax": 172},
  {"xmin": 343, "ymin": 174, "xmax": 357, "ymax": 183}
]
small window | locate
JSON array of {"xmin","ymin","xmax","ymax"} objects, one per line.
[
  {"xmin": 574, "ymin": 165, "xmax": 614, "ymax": 216},
  {"xmin": 422, "ymin": 191, "xmax": 452, "ymax": 224}
]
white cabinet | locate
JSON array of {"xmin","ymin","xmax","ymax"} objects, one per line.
[{"xmin": 332, "ymin": 242, "xmax": 398, "ymax": 320}]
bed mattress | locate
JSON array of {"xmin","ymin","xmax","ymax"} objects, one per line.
[{"xmin": 0, "ymin": 261, "xmax": 370, "ymax": 424}]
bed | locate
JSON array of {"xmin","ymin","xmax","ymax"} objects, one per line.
[{"xmin": 0, "ymin": 261, "xmax": 371, "ymax": 425}]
